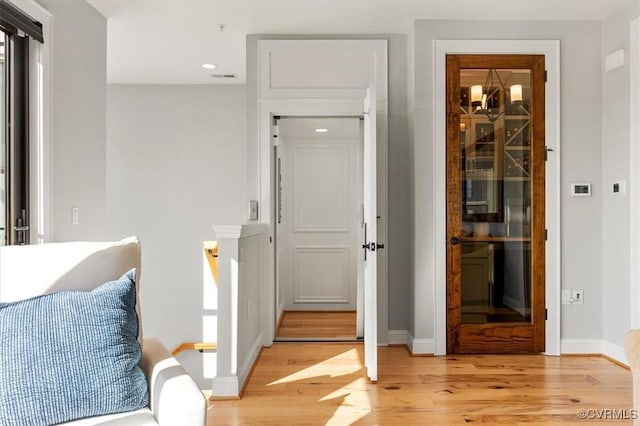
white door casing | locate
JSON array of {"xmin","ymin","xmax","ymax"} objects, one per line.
[
  {"xmin": 256, "ymin": 40, "xmax": 388, "ymax": 369},
  {"xmin": 277, "ymin": 118, "xmax": 361, "ymax": 311},
  {"xmin": 363, "ymin": 87, "xmax": 378, "ymax": 381},
  {"xmin": 630, "ymin": 17, "xmax": 640, "ymax": 329}
]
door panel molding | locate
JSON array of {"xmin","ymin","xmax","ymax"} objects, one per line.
[
  {"xmin": 433, "ymin": 40, "xmax": 560, "ymax": 356},
  {"xmin": 292, "ymin": 146, "xmax": 351, "ymax": 233},
  {"xmin": 260, "ymin": 40, "xmax": 387, "ymax": 100},
  {"xmin": 293, "ymin": 245, "xmax": 350, "ymax": 304}
]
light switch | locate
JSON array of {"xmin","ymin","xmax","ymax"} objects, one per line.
[
  {"xmin": 72, "ymin": 207, "xmax": 79, "ymax": 225},
  {"xmin": 612, "ymin": 180, "xmax": 626, "ymax": 195},
  {"xmin": 249, "ymin": 200, "xmax": 259, "ymax": 221}
]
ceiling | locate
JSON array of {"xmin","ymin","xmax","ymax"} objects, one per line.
[{"xmin": 87, "ymin": 0, "xmax": 635, "ymax": 85}]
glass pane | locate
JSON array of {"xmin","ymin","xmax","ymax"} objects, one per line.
[
  {"xmin": 0, "ymin": 31, "xmax": 6, "ymax": 246},
  {"xmin": 459, "ymin": 68, "xmax": 532, "ymax": 324}
]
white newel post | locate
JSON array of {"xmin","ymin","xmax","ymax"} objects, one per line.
[{"xmin": 211, "ymin": 225, "xmax": 242, "ymax": 397}]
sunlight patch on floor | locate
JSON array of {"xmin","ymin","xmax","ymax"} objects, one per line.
[
  {"xmin": 322, "ymin": 378, "xmax": 371, "ymax": 425},
  {"xmin": 267, "ymin": 348, "xmax": 363, "ymax": 386}
]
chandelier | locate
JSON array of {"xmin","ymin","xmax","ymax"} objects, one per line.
[{"xmin": 470, "ymin": 69, "xmax": 523, "ymax": 122}]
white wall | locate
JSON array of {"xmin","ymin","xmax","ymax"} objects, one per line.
[
  {"xmin": 410, "ymin": 20, "xmax": 603, "ymax": 343},
  {"xmin": 38, "ymin": 0, "xmax": 107, "ymax": 241},
  {"xmin": 106, "ymin": 84, "xmax": 247, "ymax": 386},
  {"xmin": 246, "ymin": 34, "xmax": 412, "ymax": 333},
  {"xmin": 601, "ymin": 3, "xmax": 640, "ymax": 351},
  {"xmin": 385, "ymin": 35, "xmax": 412, "ymax": 332}
]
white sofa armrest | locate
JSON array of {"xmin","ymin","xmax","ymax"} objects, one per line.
[{"xmin": 141, "ymin": 338, "xmax": 207, "ymax": 426}]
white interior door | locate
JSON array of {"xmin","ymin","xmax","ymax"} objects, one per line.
[
  {"xmin": 363, "ymin": 87, "xmax": 378, "ymax": 382},
  {"xmin": 278, "ymin": 118, "xmax": 361, "ymax": 313}
]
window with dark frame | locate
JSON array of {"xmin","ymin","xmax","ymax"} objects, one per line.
[{"xmin": 0, "ymin": 0, "xmax": 44, "ymax": 245}]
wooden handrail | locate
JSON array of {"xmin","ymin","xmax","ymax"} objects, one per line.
[
  {"xmin": 171, "ymin": 342, "xmax": 218, "ymax": 357},
  {"xmin": 204, "ymin": 241, "xmax": 219, "ymax": 284}
]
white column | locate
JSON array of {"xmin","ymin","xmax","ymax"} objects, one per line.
[{"xmin": 211, "ymin": 225, "xmax": 242, "ymax": 397}]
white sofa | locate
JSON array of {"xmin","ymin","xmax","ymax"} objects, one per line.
[{"xmin": 0, "ymin": 237, "xmax": 207, "ymax": 426}]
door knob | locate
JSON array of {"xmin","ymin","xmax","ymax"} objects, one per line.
[
  {"xmin": 362, "ymin": 242, "xmax": 377, "ymax": 251},
  {"xmin": 450, "ymin": 236, "xmax": 461, "ymax": 245}
]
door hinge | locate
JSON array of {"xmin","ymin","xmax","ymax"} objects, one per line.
[
  {"xmin": 545, "ymin": 229, "xmax": 548, "ymax": 241},
  {"xmin": 545, "ymin": 146, "xmax": 554, "ymax": 161},
  {"xmin": 545, "ymin": 308, "xmax": 548, "ymax": 320},
  {"xmin": 544, "ymin": 70, "xmax": 548, "ymax": 82}
]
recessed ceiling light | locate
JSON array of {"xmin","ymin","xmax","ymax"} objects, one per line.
[
  {"xmin": 202, "ymin": 63, "xmax": 217, "ymax": 70},
  {"xmin": 314, "ymin": 128, "xmax": 329, "ymax": 133}
]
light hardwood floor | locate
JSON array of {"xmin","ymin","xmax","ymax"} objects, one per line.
[
  {"xmin": 207, "ymin": 343, "xmax": 633, "ymax": 425},
  {"xmin": 276, "ymin": 311, "xmax": 357, "ymax": 339}
]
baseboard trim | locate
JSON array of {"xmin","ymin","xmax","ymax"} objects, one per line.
[
  {"xmin": 602, "ymin": 340, "xmax": 628, "ymax": 367},
  {"xmin": 385, "ymin": 330, "xmax": 435, "ymax": 355},
  {"xmin": 238, "ymin": 332, "xmax": 264, "ymax": 393},
  {"xmin": 560, "ymin": 338, "xmax": 603, "ymax": 354},
  {"xmin": 560, "ymin": 338, "xmax": 629, "ymax": 368},
  {"xmin": 208, "ymin": 393, "xmax": 240, "ymax": 401},
  {"xmin": 276, "ymin": 309, "xmax": 285, "ymax": 335},
  {"xmin": 239, "ymin": 345, "xmax": 265, "ymax": 398},
  {"xmin": 211, "ymin": 375, "xmax": 240, "ymax": 398},
  {"xmin": 382, "ymin": 336, "xmax": 629, "ymax": 364},
  {"xmin": 410, "ymin": 334, "xmax": 435, "ymax": 356},
  {"xmin": 211, "ymin": 333, "xmax": 264, "ymax": 400},
  {"xmin": 387, "ymin": 329, "xmax": 409, "ymax": 346}
]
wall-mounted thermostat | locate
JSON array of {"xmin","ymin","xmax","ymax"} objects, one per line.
[{"xmin": 571, "ymin": 183, "xmax": 591, "ymax": 197}]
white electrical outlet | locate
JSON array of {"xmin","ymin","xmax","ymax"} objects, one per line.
[
  {"xmin": 572, "ymin": 290, "xmax": 584, "ymax": 305},
  {"xmin": 562, "ymin": 289, "xmax": 584, "ymax": 305}
]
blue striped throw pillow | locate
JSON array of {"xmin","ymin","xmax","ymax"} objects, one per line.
[{"xmin": 0, "ymin": 269, "xmax": 149, "ymax": 425}]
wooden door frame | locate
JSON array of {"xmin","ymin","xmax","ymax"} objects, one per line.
[{"xmin": 433, "ymin": 40, "xmax": 561, "ymax": 356}]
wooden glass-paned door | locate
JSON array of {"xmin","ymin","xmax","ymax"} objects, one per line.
[{"xmin": 446, "ymin": 55, "xmax": 545, "ymax": 353}]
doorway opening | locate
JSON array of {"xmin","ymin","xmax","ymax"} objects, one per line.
[{"xmin": 273, "ymin": 116, "xmax": 364, "ymax": 341}]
